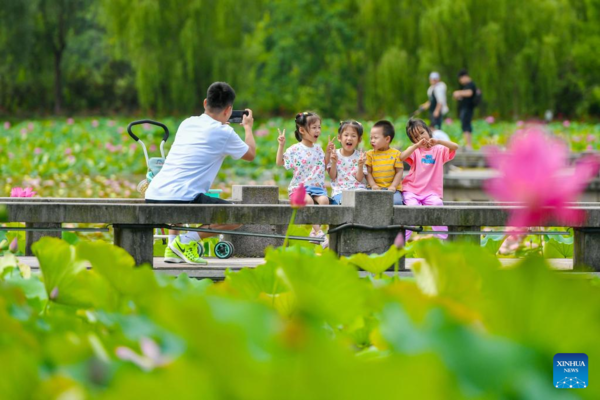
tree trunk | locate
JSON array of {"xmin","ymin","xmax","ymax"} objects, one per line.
[{"xmin": 54, "ymin": 50, "xmax": 63, "ymax": 114}]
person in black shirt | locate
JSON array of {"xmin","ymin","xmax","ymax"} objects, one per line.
[{"xmin": 452, "ymin": 69, "xmax": 476, "ymax": 150}]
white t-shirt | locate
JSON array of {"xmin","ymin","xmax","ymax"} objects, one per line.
[
  {"xmin": 283, "ymin": 142, "xmax": 326, "ymax": 196},
  {"xmin": 432, "ymin": 129, "xmax": 450, "ymax": 142},
  {"xmin": 145, "ymin": 114, "xmax": 249, "ymax": 201},
  {"xmin": 327, "ymin": 149, "xmax": 367, "ymax": 197},
  {"xmin": 427, "ymin": 81, "xmax": 449, "ymax": 115}
]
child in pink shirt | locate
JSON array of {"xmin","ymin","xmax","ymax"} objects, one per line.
[{"xmin": 401, "ymin": 118, "xmax": 458, "ymax": 239}]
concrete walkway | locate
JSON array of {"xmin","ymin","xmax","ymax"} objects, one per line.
[{"xmin": 18, "ymin": 256, "xmax": 598, "ymax": 280}]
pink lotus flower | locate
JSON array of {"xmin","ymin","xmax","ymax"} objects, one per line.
[
  {"xmin": 290, "ymin": 183, "xmax": 307, "ymax": 208},
  {"xmin": 563, "ymin": 120, "xmax": 571, "ymax": 128},
  {"xmin": 10, "ymin": 187, "xmax": 36, "ymax": 197},
  {"xmin": 444, "ymin": 118, "xmax": 453, "ymax": 125},
  {"xmin": 149, "ymin": 144, "xmax": 157, "ymax": 152},
  {"xmin": 587, "ymin": 135, "xmax": 595, "ymax": 143},
  {"xmin": 587, "ymin": 145, "xmax": 594, "ymax": 151},
  {"xmin": 108, "ymin": 120, "xmax": 116, "ymax": 127},
  {"xmin": 67, "ymin": 118, "xmax": 74, "ymax": 125},
  {"xmin": 485, "ymin": 116, "xmax": 495, "ymax": 124},
  {"xmin": 484, "ymin": 128, "xmax": 600, "ymax": 227},
  {"xmin": 3, "ymin": 122, "xmax": 10, "ymax": 129},
  {"xmin": 34, "ymin": 147, "xmax": 42, "ymax": 155},
  {"xmin": 27, "ymin": 122, "xmax": 34, "ymax": 131},
  {"xmin": 255, "ymin": 129, "xmax": 269, "ymax": 137},
  {"xmin": 516, "ymin": 121, "xmax": 524, "ymax": 127},
  {"xmin": 92, "ymin": 119, "xmax": 99, "ymax": 128},
  {"xmin": 116, "ymin": 338, "xmax": 171, "ymax": 371},
  {"xmin": 9, "ymin": 238, "xmax": 18, "ymax": 253},
  {"xmin": 64, "ymin": 148, "xmax": 72, "ymax": 155}
]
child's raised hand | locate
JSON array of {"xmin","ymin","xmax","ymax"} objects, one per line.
[
  {"xmin": 416, "ymin": 138, "xmax": 428, "ymax": 149},
  {"xmin": 358, "ymin": 150, "xmax": 366, "ymax": 166},
  {"xmin": 326, "ymin": 135, "xmax": 336, "ymax": 153},
  {"xmin": 277, "ymin": 128, "xmax": 286, "ymax": 146},
  {"xmin": 330, "ymin": 147, "xmax": 338, "ymax": 163}
]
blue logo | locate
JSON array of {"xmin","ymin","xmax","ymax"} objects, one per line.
[
  {"xmin": 421, "ymin": 154, "xmax": 436, "ymax": 165},
  {"xmin": 554, "ymin": 353, "xmax": 588, "ymax": 389}
]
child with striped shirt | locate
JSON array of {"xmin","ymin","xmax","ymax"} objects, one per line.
[{"xmin": 365, "ymin": 120, "xmax": 404, "ymax": 205}]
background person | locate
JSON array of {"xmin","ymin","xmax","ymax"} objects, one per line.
[
  {"xmin": 416, "ymin": 72, "xmax": 449, "ymax": 129},
  {"xmin": 453, "ymin": 69, "xmax": 477, "ymax": 150}
]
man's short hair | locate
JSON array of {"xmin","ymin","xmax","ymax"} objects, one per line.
[
  {"xmin": 373, "ymin": 120, "xmax": 395, "ymax": 141},
  {"xmin": 206, "ymin": 82, "xmax": 236, "ymax": 111},
  {"xmin": 457, "ymin": 69, "xmax": 469, "ymax": 78}
]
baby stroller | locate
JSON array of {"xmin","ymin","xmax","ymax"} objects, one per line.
[{"xmin": 127, "ymin": 120, "xmax": 235, "ymax": 259}]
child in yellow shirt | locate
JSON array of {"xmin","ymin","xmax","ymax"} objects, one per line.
[{"xmin": 365, "ymin": 120, "xmax": 404, "ymax": 205}]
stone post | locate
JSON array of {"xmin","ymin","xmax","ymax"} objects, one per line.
[
  {"xmin": 573, "ymin": 228, "xmax": 600, "ymax": 271},
  {"xmin": 25, "ymin": 222, "xmax": 62, "ymax": 256},
  {"xmin": 329, "ymin": 190, "xmax": 405, "ymax": 269},
  {"xmin": 228, "ymin": 186, "xmax": 284, "ymax": 257},
  {"xmin": 113, "ymin": 225, "xmax": 154, "ymax": 267}
]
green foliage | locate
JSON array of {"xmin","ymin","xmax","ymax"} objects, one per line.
[
  {"xmin": 543, "ymin": 234, "xmax": 574, "ymax": 258},
  {"xmin": 481, "ymin": 232, "xmax": 507, "ymax": 255},
  {"xmin": 1, "ymin": 237, "xmax": 599, "ymax": 398},
  {"xmin": 2, "ymin": 1, "xmax": 600, "ymax": 117}
]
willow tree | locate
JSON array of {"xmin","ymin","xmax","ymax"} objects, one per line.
[
  {"xmin": 239, "ymin": 0, "xmax": 362, "ymax": 117},
  {"xmin": 100, "ymin": 0, "xmax": 264, "ymax": 114},
  {"xmin": 357, "ymin": 0, "xmax": 583, "ymax": 118}
]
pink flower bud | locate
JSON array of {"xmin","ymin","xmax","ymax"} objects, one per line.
[
  {"xmin": 9, "ymin": 237, "xmax": 18, "ymax": 253},
  {"xmin": 394, "ymin": 232, "xmax": 405, "ymax": 248},
  {"xmin": 290, "ymin": 183, "xmax": 307, "ymax": 208}
]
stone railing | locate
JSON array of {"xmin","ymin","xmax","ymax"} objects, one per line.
[{"xmin": 2, "ymin": 186, "xmax": 600, "ymax": 271}]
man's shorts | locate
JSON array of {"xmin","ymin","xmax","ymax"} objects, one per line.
[
  {"xmin": 145, "ymin": 192, "xmax": 231, "ymax": 205},
  {"xmin": 459, "ymin": 108, "xmax": 474, "ymax": 133}
]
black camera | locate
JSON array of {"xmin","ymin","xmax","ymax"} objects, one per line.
[{"xmin": 228, "ymin": 110, "xmax": 249, "ymax": 123}]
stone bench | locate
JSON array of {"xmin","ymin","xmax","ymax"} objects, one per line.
[{"xmin": 2, "ymin": 186, "xmax": 600, "ymax": 271}]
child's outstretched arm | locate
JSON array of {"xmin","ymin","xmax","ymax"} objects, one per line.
[
  {"xmin": 431, "ymin": 138, "xmax": 459, "ymax": 151},
  {"xmin": 328, "ymin": 148, "xmax": 338, "ymax": 180},
  {"xmin": 324, "ymin": 135, "xmax": 334, "ymax": 167},
  {"xmin": 276, "ymin": 128, "xmax": 286, "ymax": 166},
  {"xmin": 400, "ymin": 138, "xmax": 427, "ymax": 161}
]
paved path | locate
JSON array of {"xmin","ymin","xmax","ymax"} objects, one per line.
[{"xmin": 18, "ymin": 256, "xmax": 597, "ymax": 280}]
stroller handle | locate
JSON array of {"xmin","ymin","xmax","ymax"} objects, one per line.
[{"xmin": 127, "ymin": 120, "xmax": 170, "ymax": 142}]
